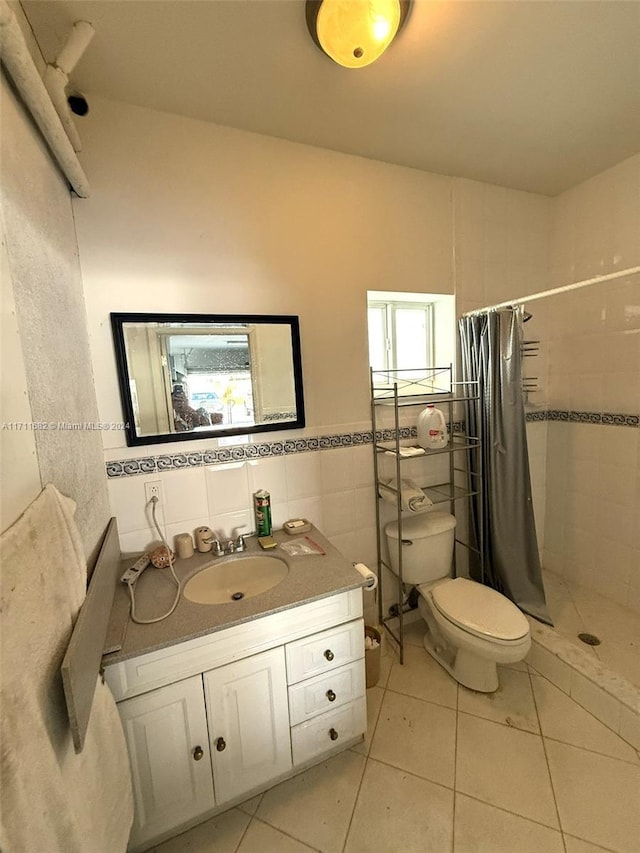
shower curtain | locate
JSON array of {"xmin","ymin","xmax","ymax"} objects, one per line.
[{"xmin": 458, "ymin": 309, "xmax": 551, "ymax": 625}]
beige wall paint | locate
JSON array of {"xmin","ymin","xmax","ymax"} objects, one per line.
[
  {"xmin": 72, "ymin": 96, "xmax": 555, "ymax": 578},
  {"xmin": 73, "ymin": 96, "xmax": 454, "ymax": 450},
  {"xmin": 0, "ymin": 75, "xmax": 110, "ymax": 563}
]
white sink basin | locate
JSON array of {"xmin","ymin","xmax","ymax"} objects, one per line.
[{"xmin": 183, "ymin": 555, "xmax": 289, "ymax": 605}]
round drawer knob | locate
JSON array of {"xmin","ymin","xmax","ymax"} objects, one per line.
[
  {"xmin": 216, "ymin": 737, "xmax": 226, "ymax": 752},
  {"xmin": 193, "ymin": 745, "xmax": 204, "ymax": 761},
  {"xmin": 324, "ymin": 649, "xmax": 334, "ymax": 661},
  {"xmin": 326, "ymin": 689, "xmax": 336, "ymax": 702},
  {"xmin": 329, "ymin": 728, "xmax": 339, "ymax": 741}
]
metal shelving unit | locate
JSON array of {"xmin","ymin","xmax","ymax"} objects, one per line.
[{"xmin": 370, "ymin": 366, "xmax": 484, "ymax": 664}]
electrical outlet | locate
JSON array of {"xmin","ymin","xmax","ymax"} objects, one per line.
[{"xmin": 145, "ymin": 481, "xmax": 162, "ymax": 503}]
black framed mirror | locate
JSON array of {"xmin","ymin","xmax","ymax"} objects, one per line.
[{"xmin": 111, "ymin": 313, "xmax": 305, "ymax": 446}]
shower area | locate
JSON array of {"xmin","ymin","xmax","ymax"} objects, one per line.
[
  {"xmin": 474, "ymin": 269, "xmax": 640, "ymax": 749},
  {"xmin": 519, "ymin": 274, "xmax": 638, "ymax": 662}
]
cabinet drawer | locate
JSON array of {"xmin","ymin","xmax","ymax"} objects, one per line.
[
  {"xmin": 291, "ymin": 697, "xmax": 367, "ymax": 766},
  {"xmin": 285, "ymin": 619, "xmax": 364, "ymax": 685},
  {"xmin": 288, "ymin": 659, "xmax": 365, "ymax": 726}
]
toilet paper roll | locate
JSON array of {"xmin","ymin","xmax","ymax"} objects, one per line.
[{"xmin": 353, "ymin": 562, "xmax": 378, "ymax": 590}]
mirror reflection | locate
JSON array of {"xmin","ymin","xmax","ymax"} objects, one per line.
[{"xmin": 111, "ymin": 314, "xmax": 305, "ymax": 446}]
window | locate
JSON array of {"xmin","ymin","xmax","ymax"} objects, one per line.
[
  {"xmin": 367, "ymin": 299, "xmax": 434, "ymax": 373},
  {"xmin": 367, "ymin": 291, "xmax": 456, "ymax": 395}
]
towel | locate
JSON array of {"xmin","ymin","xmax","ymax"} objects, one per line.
[
  {"xmin": 378, "ymin": 478, "xmax": 433, "ymax": 513},
  {"xmin": 383, "ymin": 446, "xmax": 425, "ymax": 458},
  {"xmin": 0, "ymin": 484, "xmax": 133, "ymax": 853}
]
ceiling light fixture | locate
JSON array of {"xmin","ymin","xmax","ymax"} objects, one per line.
[{"xmin": 306, "ymin": 0, "xmax": 410, "ymax": 69}]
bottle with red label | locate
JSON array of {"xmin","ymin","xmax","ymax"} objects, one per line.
[{"xmin": 416, "ymin": 405, "xmax": 449, "ymax": 450}]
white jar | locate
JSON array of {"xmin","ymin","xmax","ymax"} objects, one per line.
[{"xmin": 417, "ymin": 405, "xmax": 449, "ymax": 449}]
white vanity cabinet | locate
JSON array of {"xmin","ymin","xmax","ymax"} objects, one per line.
[
  {"xmin": 203, "ymin": 647, "xmax": 292, "ymax": 804},
  {"xmin": 117, "ymin": 675, "xmax": 215, "ymax": 847},
  {"xmin": 105, "ymin": 588, "xmax": 366, "ymax": 852}
]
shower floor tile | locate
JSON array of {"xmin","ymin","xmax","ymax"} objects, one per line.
[{"xmin": 542, "ymin": 569, "xmax": 640, "ymax": 690}]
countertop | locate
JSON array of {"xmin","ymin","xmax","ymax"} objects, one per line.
[{"xmin": 102, "ymin": 526, "xmax": 368, "ymax": 666}]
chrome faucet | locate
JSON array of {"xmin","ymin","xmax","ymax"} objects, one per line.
[
  {"xmin": 222, "ymin": 534, "xmax": 246, "ymax": 554},
  {"xmin": 202, "ymin": 532, "xmax": 246, "ymax": 556}
]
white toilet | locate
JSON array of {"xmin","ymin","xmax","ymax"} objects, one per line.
[{"xmin": 385, "ymin": 512, "xmax": 531, "ymax": 692}]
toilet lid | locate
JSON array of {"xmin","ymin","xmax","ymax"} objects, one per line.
[{"xmin": 430, "ymin": 578, "xmax": 529, "ymax": 641}]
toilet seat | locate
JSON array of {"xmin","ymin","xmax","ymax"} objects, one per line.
[{"xmin": 423, "ymin": 577, "xmax": 529, "ymax": 642}]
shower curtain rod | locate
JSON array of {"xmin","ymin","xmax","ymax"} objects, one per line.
[{"xmin": 462, "ymin": 265, "xmax": 640, "ymax": 317}]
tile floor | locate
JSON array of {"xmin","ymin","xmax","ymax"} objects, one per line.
[
  {"xmin": 543, "ymin": 570, "xmax": 640, "ymax": 689},
  {"xmin": 152, "ymin": 621, "xmax": 640, "ymax": 853}
]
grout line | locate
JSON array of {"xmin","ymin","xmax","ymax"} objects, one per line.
[
  {"xmin": 529, "ymin": 670, "xmax": 640, "ymax": 761},
  {"xmin": 455, "ymin": 706, "xmax": 540, "ymax": 736},
  {"xmin": 385, "ymin": 685, "xmax": 458, "ymax": 713},
  {"xmin": 341, "ymin": 676, "xmax": 388, "ymax": 852},
  {"xmin": 451, "ymin": 683, "xmax": 459, "ymax": 853},
  {"xmin": 455, "ymin": 790, "xmax": 567, "ymax": 837},
  {"xmin": 540, "ymin": 733, "xmax": 640, "ymax": 767},
  {"xmin": 250, "ymin": 815, "xmax": 322, "ymax": 852},
  {"xmin": 366, "ymin": 754, "xmax": 455, "ymax": 795},
  {"xmin": 562, "ymin": 831, "xmax": 618, "ymax": 853},
  {"xmin": 527, "ymin": 666, "xmax": 566, "ymax": 852},
  {"xmin": 340, "ymin": 753, "xmax": 368, "ymax": 853},
  {"xmin": 233, "ymin": 812, "xmax": 254, "ymax": 853}
]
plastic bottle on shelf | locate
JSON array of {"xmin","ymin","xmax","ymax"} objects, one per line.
[{"xmin": 417, "ymin": 405, "xmax": 449, "ymax": 450}]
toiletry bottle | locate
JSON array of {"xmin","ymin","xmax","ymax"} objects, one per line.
[{"xmin": 417, "ymin": 405, "xmax": 448, "ymax": 450}]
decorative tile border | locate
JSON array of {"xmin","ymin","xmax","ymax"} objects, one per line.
[
  {"xmin": 531, "ymin": 410, "xmax": 639, "ymax": 427},
  {"xmin": 106, "ymin": 412, "xmax": 638, "ymax": 478}
]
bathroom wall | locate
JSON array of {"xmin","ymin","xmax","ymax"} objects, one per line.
[
  {"xmin": 540, "ymin": 272, "xmax": 640, "ymax": 612},
  {"xmin": 453, "ymin": 177, "xmax": 553, "ymax": 557},
  {"xmin": 73, "ymin": 96, "xmax": 454, "ymax": 446},
  {"xmin": 540, "ymin": 153, "xmax": 640, "ymax": 613},
  {"xmin": 73, "ymin": 97, "xmax": 554, "ymax": 585},
  {"xmin": 0, "ymin": 73, "xmax": 111, "ymax": 564}
]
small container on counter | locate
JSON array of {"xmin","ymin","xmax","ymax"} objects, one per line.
[
  {"xmin": 254, "ymin": 490, "xmax": 272, "ymax": 537},
  {"xmin": 195, "ymin": 526, "xmax": 214, "ymax": 553},
  {"xmin": 175, "ymin": 532, "xmax": 194, "ymax": 559}
]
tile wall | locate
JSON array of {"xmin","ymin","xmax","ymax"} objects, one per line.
[
  {"xmin": 537, "ymin": 152, "xmax": 640, "ymax": 614},
  {"xmin": 538, "ymin": 278, "xmax": 640, "ymax": 613},
  {"xmin": 108, "ymin": 442, "xmax": 377, "ymax": 563},
  {"xmin": 106, "ymin": 158, "xmax": 640, "ymax": 622},
  {"xmin": 454, "ymin": 176, "xmax": 553, "ymax": 558},
  {"xmin": 108, "ymin": 423, "xmax": 453, "ymax": 623},
  {"xmin": 106, "ymin": 175, "xmax": 554, "ymax": 614},
  {"xmin": 453, "ymin": 177, "xmax": 552, "ymax": 316}
]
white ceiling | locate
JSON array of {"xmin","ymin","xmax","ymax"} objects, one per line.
[{"xmin": 22, "ymin": 0, "xmax": 640, "ymax": 196}]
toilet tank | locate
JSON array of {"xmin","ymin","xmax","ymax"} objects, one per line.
[{"xmin": 385, "ymin": 512, "xmax": 457, "ymax": 585}]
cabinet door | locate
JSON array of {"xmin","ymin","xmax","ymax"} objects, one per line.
[
  {"xmin": 118, "ymin": 675, "xmax": 215, "ymax": 849},
  {"xmin": 204, "ymin": 647, "xmax": 292, "ymax": 805}
]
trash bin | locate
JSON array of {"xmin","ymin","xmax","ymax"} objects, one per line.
[{"xmin": 364, "ymin": 625, "xmax": 381, "ymax": 688}]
